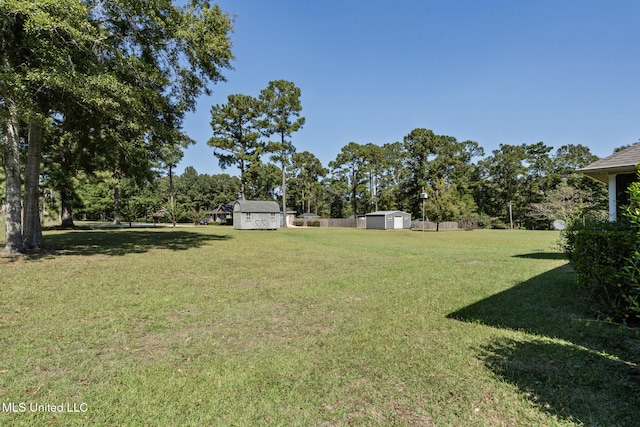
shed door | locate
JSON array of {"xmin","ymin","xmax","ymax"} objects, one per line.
[
  {"xmin": 393, "ymin": 215, "xmax": 403, "ymax": 229},
  {"xmin": 254, "ymin": 213, "xmax": 270, "ymax": 229}
]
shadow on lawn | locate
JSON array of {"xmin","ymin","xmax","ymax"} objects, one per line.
[
  {"xmin": 26, "ymin": 229, "xmax": 231, "ymax": 258},
  {"xmin": 512, "ymin": 252, "xmax": 566, "ymax": 260},
  {"xmin": 448, "ymin": 260, "xmax": 640, "ymax": 426}
]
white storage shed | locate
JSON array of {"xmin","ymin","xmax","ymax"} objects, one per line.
[{"xmin": 233, "ymin": 200, "xmax": 280, "ymax": 230}]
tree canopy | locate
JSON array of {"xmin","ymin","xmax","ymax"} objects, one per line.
[{"xmin": 1, "ymin": 0, "xmax": 234, "ymax": 252}]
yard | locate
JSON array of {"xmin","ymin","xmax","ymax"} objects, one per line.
[{"xmin": 1, "ymin": 226, "xmax": 638, "ymax": 426}]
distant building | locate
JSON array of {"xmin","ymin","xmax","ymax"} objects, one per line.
[
  {"xmin": 208, "ymin": 203, "xmax": 234, "ymax": 224},
  {"xmin": 578, "ymin": 144, "xmax": 640, "ymax": 221},
  {"xmin": 297, "ymin": 213, "xmax": 320, "ymax": 220},
  {"xmin": 233, "ymin": 200, "xmax": 280, "ymax": 230},
  {"xmin": 365, "ymin": 210, "xmax": 411, "ymax": 230},
  {"xmin": 282, "ymin": 208, "xmax": 297, "ymax": 228}
]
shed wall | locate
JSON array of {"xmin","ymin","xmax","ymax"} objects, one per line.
[
  {"xmin": 388, "ymin": 213, "xmax": 411, "ymax": 229},
  {"xmin": 366, "ymin": 212, "xmax": 411, "ymax": 229},
  {"xmin": 233, "ymin": 211, "xmax": 279, "ymax": 230}
]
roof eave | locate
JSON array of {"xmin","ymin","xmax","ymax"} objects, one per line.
[{"xmin": 577, "ymin": 165, "xmax": 638, "ymax": 183}]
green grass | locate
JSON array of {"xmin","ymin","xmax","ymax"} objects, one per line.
[{"xmin": 1, "ymin": 226, "xmax": 638, "ymax": 426}]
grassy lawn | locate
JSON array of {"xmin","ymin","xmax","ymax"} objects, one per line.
[{"xmin": 1, "ymin": 225, "xmax": 638, "ymax": 426}]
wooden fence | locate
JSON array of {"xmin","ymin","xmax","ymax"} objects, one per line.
[
  {"xmin": 410, "ymin": 220, "xmax": 458, "ymax": 230},
  {"xmin": 319, "ymin": 217, "xmax": 366, "ymax": 228},
  {"xmin": 319, "ymin": 218, "xmax": 458, "ymax": 230}
]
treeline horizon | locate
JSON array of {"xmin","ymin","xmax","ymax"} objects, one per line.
[{"xmin": 66, "ymin": 133, "xmax": 610, "ymax": 230}]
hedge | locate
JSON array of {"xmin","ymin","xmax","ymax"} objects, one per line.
[
  {"xmin": 565, "ymin": 221, "xmax": 638, "ymax": 322},
  {"xmin": 563, "ymin": 169, "xmax": 640, "ymax": 325}
]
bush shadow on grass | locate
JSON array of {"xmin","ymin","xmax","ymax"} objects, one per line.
[
  {"xmin": 448, "ymin": 264, "xmax": 640, "ymax": 426},
  {"xmin": 512, "ymin": 252, "xmax": 566, "ymax": 260},
  {"xmin": 26, "ymin": 229, "xmax": 232, "ymax": 258}
]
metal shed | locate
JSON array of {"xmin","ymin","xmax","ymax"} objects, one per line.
[
  {"xmin": 365, "ymin": 210, "xmax": 411, "ymax": 230},
  {"xmin": 233, "ymin": 200, "xmax": 280, "ymax": 230}
]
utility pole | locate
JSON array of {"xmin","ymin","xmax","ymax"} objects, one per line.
[{"xmin": 421, "ymin": 188, "xmax": 428, "ymax": 236}]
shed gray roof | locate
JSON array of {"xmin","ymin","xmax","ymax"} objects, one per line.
[
  {"xmin": 577, "ymin": 143, "xmax": 640, "ymax": 183},
  {"xmin": 366, "ymin": 210, "xmax": 409, "ymax": 216},
  {"xmin": 234, "ymin": 200, "xmax": 280, "ymax": 213}
]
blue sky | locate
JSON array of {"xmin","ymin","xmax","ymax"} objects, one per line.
[{"xmin": 176, "ymin": 0, "xmax": 640, "ymax": 175}]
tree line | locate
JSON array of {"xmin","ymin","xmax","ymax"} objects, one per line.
[{"xmin": 63, "ymin": 134, "xmax": 606, "ymax": 232}]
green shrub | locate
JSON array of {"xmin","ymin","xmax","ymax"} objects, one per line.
[
  {"xmin": 563, "ymin": 169, "xmax": 640, "ymax": 324},
  {"xmin": 474, "ymin": 213, "xmax": 491, "ymax": 229},
  {"xmin": 566, "ymin": 221, "xmax": 636, "ymax": 322},
  {"xmin": 459, "ymin": 216, "xmax": 478, "ymax": 231},
  {"xmin": 489, "ymin": 219, "xmax": 508, "ymax": 229},
  {"xmin": 622, "ymin": 248, "xmax": 640, "ymax": 319},
  {"xmin": 622, "ymin": 177, "xmax": 640, "ymax": 320},
  {"xmin": 562, "ymin": 219, "xmax": 628, "ymax": 258},
  {"xmin": 292, "ymin": 219, "xmax": 321, "ymax": 227}
]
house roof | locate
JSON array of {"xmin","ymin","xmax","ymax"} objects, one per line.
[
  {"xmin": 577, "ymin": 143, "xmax": 640, "ymax": 183},
  {"xmin": 234, "ymin": 200, "xmax": 280, "ymax": 213},
  {"xmin": 297, "ymin": 212, "xmax": 320, "ymax": 218},
  {"xmin": 206, "ymin": 203, "xmax": 234, "ymax": 215}
]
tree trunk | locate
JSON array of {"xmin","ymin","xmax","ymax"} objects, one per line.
[
  {"xmin": 169, "ymin": 164, "xmax": 175, "ymax": 227},
  {"xmin": 2, "ymin": 99, "xmax": 24, "ymax": 254},
  {"xmin": 113, "ymin": 185, "xmax": 121, "ymax": 225},
  {"xmin": 239, "ymin": 159, "xmax": 246, "ymax": 201},
  {"xmin": 509, "ymin": 201, "xmax": 514, "ymax": 230},
  {"xmin": 281, "ymin": 150, "xmax": 287, "ymax": 228},
  {"xmin": 23, "ymin": 117, "xmax": 44, "ymax": 249},
  {"xmin": 55, "ymin": 138, "xmax": 76, "ymax": 228},
  {"xmin": 350, "ymin": 165, "xmax": 357, "ymax": 217},
  {"xmin": 60, "ymin": 187, "xmax": 75, "ymax": 227}
]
